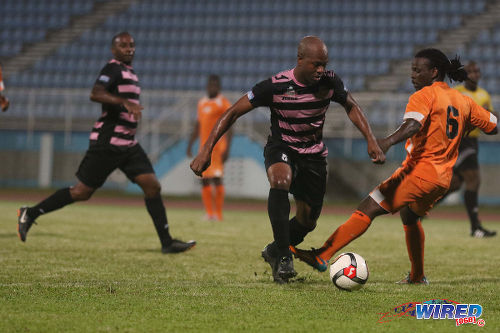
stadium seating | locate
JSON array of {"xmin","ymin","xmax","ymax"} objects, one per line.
[
  {"xmin": 4, "ymin": 0, "xmax": 488, "ymax": 95},
  {"xmin": 0, "ymin": 0, "xmax": 97, "ymax": 58}
]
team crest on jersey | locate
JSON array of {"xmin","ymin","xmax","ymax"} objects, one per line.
[
  {"xmin": 285, "ymin": 86, "xmax": 296, "ymax": 96},
  {"xmin": 281, "ymin": 153, "xmax": 288, "ymax": 162},
  {"xmin": 282, "ymin": 86, "xmax": 298, "ymax": 101}
]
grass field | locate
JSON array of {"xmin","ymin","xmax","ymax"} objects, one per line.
[{"xmin": 1, "ymin": 195, "xmax": 499, "ymax": 332}]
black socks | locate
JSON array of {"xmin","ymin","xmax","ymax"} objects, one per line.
[
  {"xmin": 289, "ymin": 217, "xmax": 312, "ymax": 246},
  {"xmin": 145, "ymin": 195, "xmax": 173, "ymax": 247},
  {"xmin": 267, "ymin": 188, "xmax": 291, "ymax": 258},
  {"xmin": 464, "ymin": 190, "xmax": 480, "ymax": 230},
  {"xmin": 28, "ymin": 187, "xmax": 75, "ymax": 219}
]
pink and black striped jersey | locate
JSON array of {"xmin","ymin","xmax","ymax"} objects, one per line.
[
  {"xmin": 90, "ymin": 59, "xmax": 140, "ymax": 149},
  {"xmin": 248, "ymin": 69, "xmax": 348, "ymax": 157}
]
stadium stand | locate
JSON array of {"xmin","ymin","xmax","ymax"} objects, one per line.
[
  {"xmin": 4, "ymin": 0, "xmax": 488, "ymax": 93},
  {"xmin": 1, "ymin": 0, "xmax": 499, "ymax": 198}
]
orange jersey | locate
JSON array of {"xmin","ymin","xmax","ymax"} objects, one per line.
[
  {"xmin": 402, "ymin": 81, "xmax": 497, "ymax": 187},
  {"xmin": 197, "ymin": 94, "xmax": 231, "ymax": 152}
]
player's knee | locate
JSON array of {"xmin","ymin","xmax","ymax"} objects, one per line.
[
  {"xmin": 269, "ymin": 178, "xmax": 290, "ymax": 190},
  {"xmin": 145, "ymin": 182, "xmax": 161, "ymax": 198},
  {"xmin": 465, "ymin": 177, "xmax": 480, "ymax": 190},
  {"xmin": 400, "ymin": 207, "xmax": 420, "ymax": 225},
  {"xmin": 309, "ymin": 205, "xmax": 322, "ymax": 225},
  {"xmin": 71, "ymin": 188, "xmax": 93, "ymax": 201}
]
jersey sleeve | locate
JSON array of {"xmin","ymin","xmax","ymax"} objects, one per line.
[
  {"xmin": 325, "ymin": 71, "xmax": 348, "ymax": 106},
  {"xmin": 95, "ymin": 63, "xmax": 120, "ymax": 90},
  {"xmin": 467, "ymin": 96, "xmax": 498, "ymax": 133},
  {"xmin": 403, "ymin": 88, "xmax": 433, "ymax": 125},
  {"xmin": 248, "ymin": 78, "xmax": 273, "ymax": 107}
]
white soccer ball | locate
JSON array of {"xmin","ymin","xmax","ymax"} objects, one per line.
[{"xmin": 329, "ymin": 252, "xmax": 369, "ymax": 291}]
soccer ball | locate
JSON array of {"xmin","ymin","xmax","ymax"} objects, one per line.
[{"xmin": 329, "ymin": 252, "xmax": 369, "ymax": 291}]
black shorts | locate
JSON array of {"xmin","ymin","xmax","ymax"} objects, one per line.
[
  {"xmin": 264, "ymin": 139, "xmax": 327, "ymax": 209},
  {"xmin": 76, "ymin": 144, "xmax": 155, "ymax": 188},
  {"xmin": 454, "ymin": 137, "xmax": 479, "ymax": 173}
]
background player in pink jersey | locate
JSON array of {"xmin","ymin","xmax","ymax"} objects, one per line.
[
  {"xmin": 191, "ymin": 36, "xmax": 385, "ymax": 283},
  {"xmin": 17, "ymin": 32, "xmax": 195, "ymax": 254}
]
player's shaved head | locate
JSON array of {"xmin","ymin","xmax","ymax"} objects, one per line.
[
  {"xmin": 298, "ymin": 36, "xmax": 328, "ymax": 59},
  {"xmin": 111, "ymin": 31, "xmax": 132, "ymax": 46}
]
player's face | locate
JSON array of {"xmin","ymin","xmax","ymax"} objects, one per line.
[
  {"xmin": 297, "ymin": 47, "xmax": 328, "ymax": 85},
  {"xmin": 411, "ymin": 57, "xmax": 437, "ymax": 91},
  {"xmin": 465, "ymin": 63, "xmax": 480, "ymax": 87},
  {"xmin": 206, "ymin": 79, "xmax": 220, "ymax": 98},
  {"xmin": 112, "ymin": 34, "xmax": 135, "ymax": 64}
]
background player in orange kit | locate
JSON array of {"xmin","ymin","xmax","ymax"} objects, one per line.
[
  {"xmin": 187, "ymin": 75, "xmax": 232, "ymax": 221},
  {"xmin": 291, "ymin": 49, "xmax": 498, "ymax": 284},
  {"xmin": 0, "ymin": 63, "xmax": 10, "ymax": 112}
]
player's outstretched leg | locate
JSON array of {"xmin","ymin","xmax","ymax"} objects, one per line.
[
  {"xmin": 289, "ymin": 246, "xmax": 328, "ymax": 272},
  {"xmin": 17, "ymin": 187, "xmax": 76, "ymax": 242}
]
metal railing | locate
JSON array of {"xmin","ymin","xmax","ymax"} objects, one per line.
[{"xmin": 2, "ymin": 87, "xmax": 499, "ymax": 159}]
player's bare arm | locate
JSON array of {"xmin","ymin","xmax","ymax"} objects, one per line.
[
  {"xmin": 90, "ymin": 84, "xmax": 143, "ymax": 120},
  {"xmin": 186, "ymin": 120, "xmax": 200, "ymax": 157},
  {"xmin": 222, "ymin": 128, "xmax": 234, "ymax": 162},
  {"xmin": 343, "ymin": 92, "xmax": 385, "ymax": 164},
  {"xmin": 377, "ymin": 119, "xmax": 422, "ymax": 153},
  {"xmin": 0, "ymin": 94, "xmax": 9, "ymax": 112},
  {"xmin": 190, "ymin": 95, "xmax": 254, "ymax": 176}
]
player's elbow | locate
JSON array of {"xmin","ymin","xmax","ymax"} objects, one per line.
[
  {"xmin": 89, "ymin": 91, "xmax": 99, "ymax": 102},
  {"xmin": 485, "ymin": 126, "xmax": 498, "ymax": 135}
]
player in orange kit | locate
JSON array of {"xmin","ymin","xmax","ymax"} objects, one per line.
[
  {"xmin": 291, "ymin": 48, "xmax": 498, "ymax": 284},
  {"xmin": 187, "ymin": 75, "xmax": 232, "ymax": 221}
]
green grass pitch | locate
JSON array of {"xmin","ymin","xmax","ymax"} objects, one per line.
[{"xmin": 1, "ymin": 197, "xmax": 499, "ymax": 332}]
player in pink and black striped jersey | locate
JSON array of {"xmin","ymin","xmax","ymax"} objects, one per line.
[
  {"xmin": 17, "ymin": 32, "xmax": 195, "ymax": 254},
  {"xmin": 191, "ymin": 36, "xmax": 385, "ymax": 283}
]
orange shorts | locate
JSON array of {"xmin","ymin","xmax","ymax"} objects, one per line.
[
  {"xmin": 202, "ymin": 141, "xmax": 226, "ymax": 179},
  {"xmin": 369, "ymin": 166, "xmax": 448, "ymax": 216}
]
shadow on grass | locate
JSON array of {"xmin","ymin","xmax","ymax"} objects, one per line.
[{"xmin": 0, "ymin": 232, "xmax": 18, "ymax": 238}]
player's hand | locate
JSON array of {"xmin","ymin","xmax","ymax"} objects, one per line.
[
  {"xmin": 368, "ymin": 139, "xmax": 385, "ymax": 164},
  {"xmin": 123, "ymin": 100, "xmax": 143, "ymax": 120},
  {"xmin": 190, "ymin": 151, "xmax": 211, "ymax": 177},
  {"xmin": 0, "ymin": 95, "xmax": 9, "ymax": 112}
]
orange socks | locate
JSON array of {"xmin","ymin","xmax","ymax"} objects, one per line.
[
  {"xmin": 215, "ymin": 185, "xmax": 225, "ymax": 220},
  {"xmin": 403, "ymin": 220, "xmax": 425, "ymax": 281},
  {"xmin": 319, "ymin": 210, "xmax": 372, "ymax": 261},
  {"xmin": 201, "ymin": 185, "xmax": 214, "ymax": 218}
]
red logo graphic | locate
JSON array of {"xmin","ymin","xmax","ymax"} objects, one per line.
[{"xmin": 343, "ymin": 266, "xmax": 356, "ymax": 278}]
